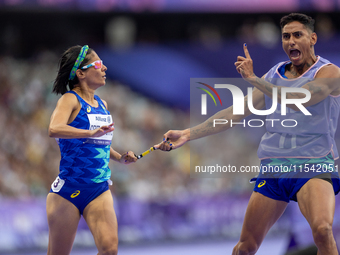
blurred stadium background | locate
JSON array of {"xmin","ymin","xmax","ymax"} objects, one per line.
[{"xmin": 1, "ymin": 0, "xmax": 340, "ymax": 254}]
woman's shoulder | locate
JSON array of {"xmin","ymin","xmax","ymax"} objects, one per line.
[
  {"xmin": 60, "ymin": 91, "xmax": 78, "ymax": 100},
  {"xmin": 56, "ymin": 91, "xmax": 80, "ymax": 108}
]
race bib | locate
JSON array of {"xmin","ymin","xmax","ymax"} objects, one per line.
[
  {"xmin": 51, "ymin": 176, "xmax": 65, "ymax": 192},
  {"xmin": 86, "ymin": 114, "xmax": 113, "ymax": 145}
]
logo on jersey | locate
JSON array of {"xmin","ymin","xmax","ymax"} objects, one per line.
[
  {"xmin": 51, "ymin": 176, "xmax": 65, "ymax": 192},
  {"xmin": 257, "ymin": 180, "xmax": 266, "ymax": 188},
  {"xmin": 87, "ymin": 105, "xmax": 91, "ymax": 113},
  {"xmin": 70, "ymin": 190, "xmax": 81, "ymax": 198},
  {"xmin": 53, "ymin": 178, "xmax": 60, "ymax": 188}
]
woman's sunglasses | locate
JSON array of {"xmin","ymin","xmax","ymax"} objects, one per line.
[{"xmin": 81, "ymin": 60, "xmax": 103, "ymax": 70}]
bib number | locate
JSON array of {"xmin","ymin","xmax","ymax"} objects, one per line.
[{"xmin": 86, "ymin": 114, "xmax": 113, "ymax": 145}]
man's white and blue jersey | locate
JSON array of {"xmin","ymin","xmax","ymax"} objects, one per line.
[
  {"xmin": 258, "ymin": 56, "xmax": 340, "ymax": 160},
  {"xmin": 56, "ymin": 91, "xmax": 113, "ymax": 184}
]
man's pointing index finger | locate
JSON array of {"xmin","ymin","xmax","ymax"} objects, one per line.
[{"xmin": 244, "ymin": 43, "xmax": 251, "ymax": 59}]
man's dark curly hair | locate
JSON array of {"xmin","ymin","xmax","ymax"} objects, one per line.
[{"xmin": 280, "ymin": 13, "xmax": 315, "ymax": 32}]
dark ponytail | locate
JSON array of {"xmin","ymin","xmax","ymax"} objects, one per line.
[{"xmin": 52, "ymin": 45, "xmax": 93, "ymax": 95}]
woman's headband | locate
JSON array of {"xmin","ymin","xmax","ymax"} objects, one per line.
[{"xmin": 69, "ymin": 45, "xmax": 89, "ymax": 81}]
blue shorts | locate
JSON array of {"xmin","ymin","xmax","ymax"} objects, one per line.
[
  {"xmin": 252, "ymin": 155, "xmax": 340, "ymax": 203},
  {"xmin": 50, "ymin": 176, "xmax": 110, "ymax": 214},
  {"xmin": 253, "ymin": 173, "xmax": 335, "ymax": 202}
]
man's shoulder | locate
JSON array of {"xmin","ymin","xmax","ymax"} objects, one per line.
[
  {"xmin": 316, "ymin": 63, "xmax": 340, "ymax": 78},
  {"xmin": 317, "ymin": 56, "xmax": 340, "ymax": 69}
]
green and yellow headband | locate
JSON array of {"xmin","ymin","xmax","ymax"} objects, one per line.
[{"xmin": 69, "ymin": 45, "xmax": 89, "ymax": 81}]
